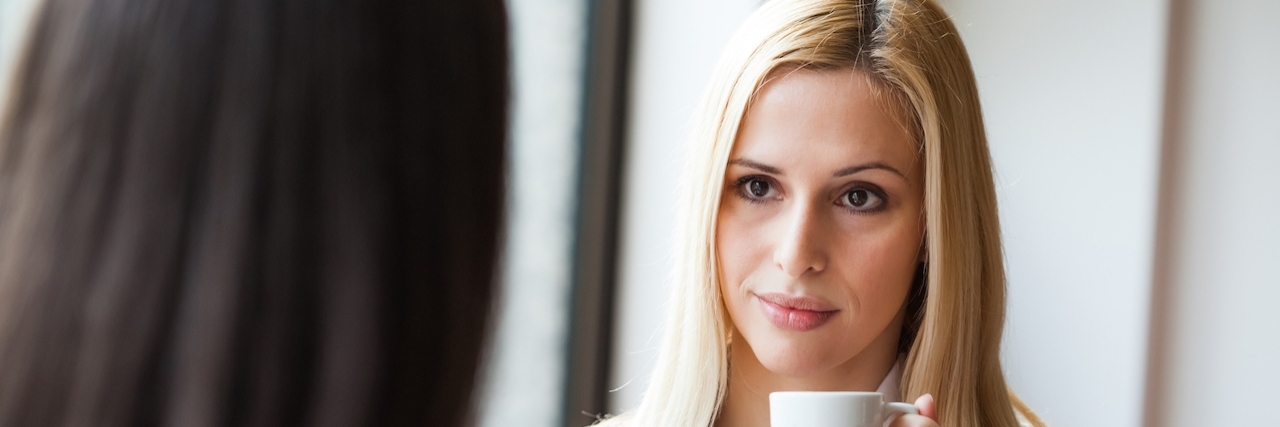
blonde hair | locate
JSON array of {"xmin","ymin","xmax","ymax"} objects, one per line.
[{"xmin": 599, "ymin": 0, "xmax": 1044, "ymax": 426}]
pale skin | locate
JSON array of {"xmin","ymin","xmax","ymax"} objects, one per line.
[{"xmin": 714, "ymin": 68, "xmax": 939, "ymax": 427}]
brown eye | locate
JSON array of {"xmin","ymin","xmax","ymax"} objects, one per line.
[
  {"xmin": 840, "ymin": 188, "xmax": 883, "ymax": 211},
  {"xmin": 735, "ymin": 177, "xmax": 779, "ymax": 201},
  {"xmin": 748, "ymin": 180, "xmax": 770, "ymax": 198}
]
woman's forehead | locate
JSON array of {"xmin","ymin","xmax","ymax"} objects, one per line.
[{"xmin": 732, "ymin": 68, "xmax": 920, "ymax": 178}]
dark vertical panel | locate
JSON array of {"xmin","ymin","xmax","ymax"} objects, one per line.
[
  {"xmin": 1142, "ymin": 0, "xmax": 1189, "ymax": 426},
  {"xmin": 563, "ymin": 0, "xmax": 633, "ymax": 424}
]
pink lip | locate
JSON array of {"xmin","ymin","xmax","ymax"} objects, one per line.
[{"xmin": 755, "ymin": 292, "xmax": 839, "ymax": 332}]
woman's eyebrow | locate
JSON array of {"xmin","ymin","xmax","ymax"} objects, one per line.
[
  {"xmin": 729, "ymin": 158, "xmax": 783, "ymax": 175},
  {"xmin": 832, "ymin": 162, "xmax": 908, "ymax": 181}
]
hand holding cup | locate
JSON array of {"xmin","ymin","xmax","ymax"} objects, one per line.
[{"xmin": 885, "ymin": 394, "xmax": 939, "ymax": 427}]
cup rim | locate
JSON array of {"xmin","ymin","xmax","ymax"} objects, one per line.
[{"xmin": 769, "ymin": 391, "xmax": 884, "ymax": 397}]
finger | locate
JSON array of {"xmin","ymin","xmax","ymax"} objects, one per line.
[
  {"xmin": 914, "ymin": 393, "xmax": 936, "ymax": 420},
  {"xmin": 886, "ymin": 414, "xmax": 941, "ymax": 427}
]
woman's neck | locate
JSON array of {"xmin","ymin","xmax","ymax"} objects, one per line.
[{"xmin": 714, "ymin": 315, "xmax": 904, "ymax": 427}]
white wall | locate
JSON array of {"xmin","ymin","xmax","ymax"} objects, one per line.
[
  {"xmin": 0, "ymin": 0, "xmax": 41, "ymax": 118},
  {"xmin": 939, "ymin": 1, "xmax": 1167, "ymax": 426},
  {"xmin": 1149, "ymin": 1, "xmax": 1280, "ymax": 425}
]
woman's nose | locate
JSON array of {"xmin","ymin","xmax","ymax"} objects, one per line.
[{"xmin": 772, "ymin": 202, "xmax": 828, "ymax": 278}]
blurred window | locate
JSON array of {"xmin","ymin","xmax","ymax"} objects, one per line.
[{"xmin": 478, "ymin": 0, "xmax": 605, "ymax": 426}]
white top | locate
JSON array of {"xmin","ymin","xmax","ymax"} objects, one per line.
[{"xmin": 874, "ymin": 356, "xmax": 904, "ymax": 402}]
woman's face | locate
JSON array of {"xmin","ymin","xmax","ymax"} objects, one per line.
[{"xmin": 717, "ymin": 68, "xmax": 924, "ymax": 378}]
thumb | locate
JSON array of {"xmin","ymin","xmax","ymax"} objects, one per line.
[{"xmin": 913, "ymin": 393, "xmax": 936, "ymax": 420}]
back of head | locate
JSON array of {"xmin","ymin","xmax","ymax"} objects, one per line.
[
  {"xmin": 616, "ymin": 0, "xmax": 1044, "ymax": 426},
  {"xmin": 0, "ymin": 0, "xmax": 507, "ymax": 425}
]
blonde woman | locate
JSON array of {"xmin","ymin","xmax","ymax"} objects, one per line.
[{"xmin": 597, "ymin": 0, "xmax": 1046, "ymax": 426}]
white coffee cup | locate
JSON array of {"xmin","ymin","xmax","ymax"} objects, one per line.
[{"xmin": 770, "ymin": 391, "xmax": 918, "ymax": 427}]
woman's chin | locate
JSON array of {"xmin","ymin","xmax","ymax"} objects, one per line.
[{"xmin": 753, "ymin": 346, "xmax": 840, "ymax": 379}]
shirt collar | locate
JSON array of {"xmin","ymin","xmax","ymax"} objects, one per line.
[{"xmin": 874, "ymin": 354, "xmax": 905, "ymax": 402}]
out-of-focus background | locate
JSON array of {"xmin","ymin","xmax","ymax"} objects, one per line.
[{"xmin": 1, "ymin": 0, "xmax": 1276, "ymax": 426}]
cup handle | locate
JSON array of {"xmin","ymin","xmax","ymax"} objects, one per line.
[{"xmin": 883, "ymin": 402, "xmax": 919, "ymax": 420}]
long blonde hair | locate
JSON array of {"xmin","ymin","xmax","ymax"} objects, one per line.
[{"xmin": 601, "ymin": 0, "xmax": 1044, "ymax": 426}]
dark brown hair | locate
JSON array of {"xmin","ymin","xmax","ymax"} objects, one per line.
[{"xmin": 0, "ymin": 0, "xmax": 507, "ymax": 425}]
